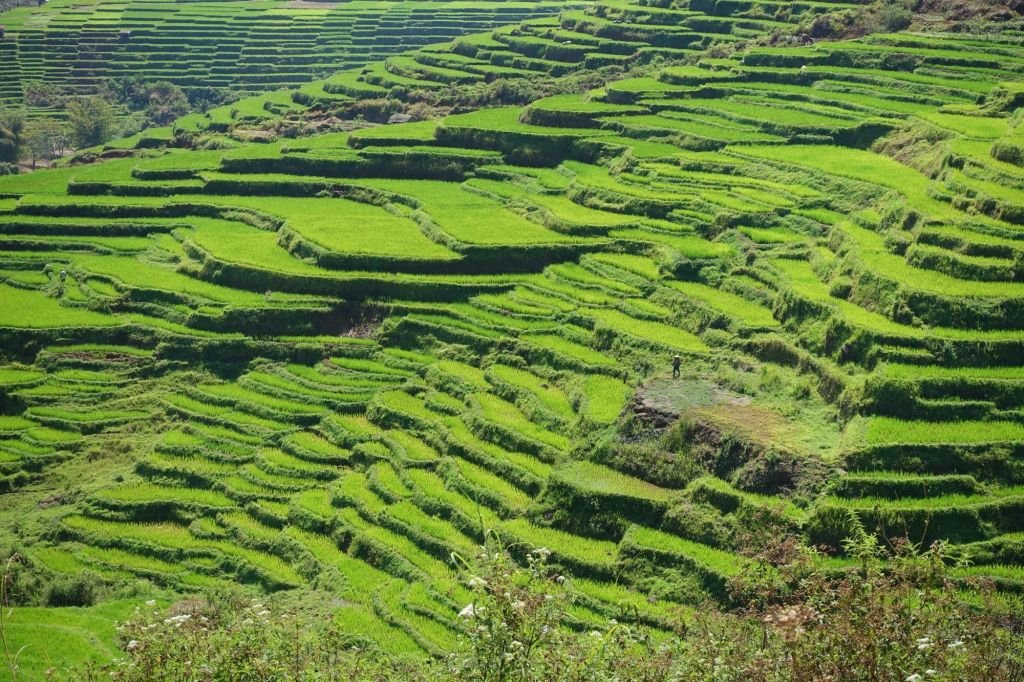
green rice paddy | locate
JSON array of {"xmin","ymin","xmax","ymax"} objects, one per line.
[{"xmin": 2, "ymin": 0, "xmax": 1024, "ymax": 674}]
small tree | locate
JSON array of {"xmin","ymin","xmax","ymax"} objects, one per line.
[
  {"xmin": 101, "ymin": 75, "xmax": 148, "ymax": 110},
  {"xmin": 23, "ymin": 117, "xmax": 68, "ymax": 168},
  {"xmin": 66, "ymin": 95, "xmax": 115, "ymax": 148},
  {"xmin": 145, "ymin": 81, "xmax": 189, "ymax": 125},
  {"xmin": 185, "ymin": 85, "xmax": 229, "ymax": 113},
  {"xmin": 23, "ymin": 80, "xmax": 66, "ymax": 108},
  {"xmin": 0, "ymin": 108, "xmax": 25, "ymax": 164}
]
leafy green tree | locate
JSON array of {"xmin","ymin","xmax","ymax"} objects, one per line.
[
  {"xmin": 24, "ymin": 117, "xmax": 69, "ymax": 168},
  {"xmin": 23, "ymin": 80, "xmax": 67, "ymax": 108},
  {"xmin": 65, "ymin": 96, "xmax": 115, "ymax": 148},
  {"xmin": 102, "ymin": 75, "xmax": 149, "ymax": 110},
  {"xmin": 0, "ymin": 108, "xmax": 25, "ymax": 164},
  {"xmin": 186, "ymin": 85, "xmax": 230, "ymax": 113},
  {"xmin": 145, "ymin": 81, "xmax": 189, "ymax": 125}
]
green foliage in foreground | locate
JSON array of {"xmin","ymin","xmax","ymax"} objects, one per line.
[{"xmin": 55, "ymin": 535, "xmax": 1024, "ymax": 682}]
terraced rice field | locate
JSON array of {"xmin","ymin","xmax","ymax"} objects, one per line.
[
  {"xmin": 3, "ymin": 0, "xmax": 1024, "ymax": 675},
  {"xmin": 0, "ymin": 0, "xmax": 571, "ymax": 111}
]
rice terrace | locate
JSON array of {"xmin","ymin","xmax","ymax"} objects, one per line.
[{"xmin": 1, "ymin": 0, "xmax": 1024, "ymax": 678}]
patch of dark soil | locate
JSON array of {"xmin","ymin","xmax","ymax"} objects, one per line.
[{"xmin": 316, "ymin": 301, "xmax": 385, "ymax": 338}]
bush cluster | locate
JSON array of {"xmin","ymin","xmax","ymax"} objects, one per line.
[{"xmin": 57, "ymin": 533, "xmax": 1024, "ymax": 682}]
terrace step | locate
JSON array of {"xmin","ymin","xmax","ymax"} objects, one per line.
[{"xmin": 5, "ymin": 0, "xmax": 1024, "ymax": 667}]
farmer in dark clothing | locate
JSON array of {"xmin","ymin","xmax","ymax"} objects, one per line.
[{"xmin": 672, "ymin": 354, "xmax": 681, "ymax": 379}]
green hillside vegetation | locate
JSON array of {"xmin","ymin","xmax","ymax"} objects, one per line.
[
  {"xmin": 1, "ymin": 0, "xmax": 1024, "ymax": 677},
  {"xmin": 0, "ymin": 0, "xmax": 571, "ymax": 114}
]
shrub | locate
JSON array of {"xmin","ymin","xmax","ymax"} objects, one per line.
[
  {"xmin": 992, "ymin": 139, "xmax": 1024, "ymax": 167},
  {"xmin": 0, "ymin": 549, "xmax": 105, "ymax": 608},
  {"xmin": 592, "ymin": 437, "xmax": 704, "ymax": 489},
  {"xmin": 0, "ymin": 108, "xmax": 25, "ymax": 164},
  {"xmin": 56, "ymin": 533, "xmax": 1024, "ymax": 682},
  {"xmin": 145, "ymin": 82, "xmax": 190, "ymax": 126},
  {"xmin": 84, "ymin": 590, "xmax": 426, "ymax": 682},
  {"xmin": 662, "ymin": 500, "xmax": 734, "ymax": 547},
  {"xmin": 66, "ymin": 96, "xmax": 116, "ymax": 148}
]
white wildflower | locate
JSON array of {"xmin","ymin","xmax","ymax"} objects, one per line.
[
  {"xmin": 459, "ymin": 603, "xmax": 478, "ymax": 619},
  {"xmin": 126, "ymin": 640, "xmax": 140, "ymax": 651},
  {"xmin": 906, "ymin": 675, "xmax": 922, "ymax": 682},
  {"xmin": 467, "ymin": 576, "xmax": 488, "ymax": 589}
]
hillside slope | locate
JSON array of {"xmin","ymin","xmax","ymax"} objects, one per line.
[
  {"xmin": 2, "ymin": 0, "xmax": 1024, "ymax": 676},
  {"xmin": 0, "ymin": 0, "xmax": 572, "ymax": 115}
]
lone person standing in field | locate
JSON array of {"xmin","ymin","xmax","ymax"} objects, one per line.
[{"xmin": 672, "ymin": 354, "xmax": 681, "ymax": 379}]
